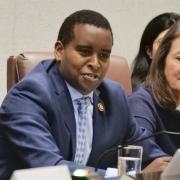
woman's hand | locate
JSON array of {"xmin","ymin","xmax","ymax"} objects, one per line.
[{"xmin": 142, "ymin": 156, "xmax": 172, "ymax": 173}]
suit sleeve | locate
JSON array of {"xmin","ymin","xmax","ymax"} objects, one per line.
[
  {"xmin": 0, "ymin": 79, "xmax": 89, "ymax": 173},
  {"xmin": 126, "ymin": 89, "xmax": 168, "ymax": 167}
]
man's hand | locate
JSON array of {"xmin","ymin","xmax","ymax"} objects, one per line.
[{"xmin": 142, "ymin": 156, "xmax": 172, "ymax": 173}]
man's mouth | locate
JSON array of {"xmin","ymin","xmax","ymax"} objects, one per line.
[{"xmin": 81, "ymin": 73, "xmax": 99, "ymax": 80}]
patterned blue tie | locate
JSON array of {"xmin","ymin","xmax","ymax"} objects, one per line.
[{"xmin": 74, "ymin": 96, "xmax": 91, "ymax": 164}]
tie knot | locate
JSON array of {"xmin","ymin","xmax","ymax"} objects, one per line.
[{"xmin": 75, "ymin": 96, "xmax": 91, "ymax": 107}]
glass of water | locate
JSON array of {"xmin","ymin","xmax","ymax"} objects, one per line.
[{"xmin": 118, "ymin": 145, "xmax": 143, "ymax": 177}]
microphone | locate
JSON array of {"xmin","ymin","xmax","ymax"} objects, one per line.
[{"xmin": 95, "ymin": 130, "xmax": 180, "ymax": 172}]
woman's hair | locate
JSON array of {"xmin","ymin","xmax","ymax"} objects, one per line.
[
  {"xmin": 131, "ymin": 12, "xmax": 180, "ymax": 90},
  {"xmin": 146, "ymin": 22, "xmax": 180, "ymax": 110}
]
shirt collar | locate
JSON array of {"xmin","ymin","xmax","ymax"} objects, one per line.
[{"xmin": 65, "ymin": 81, "xmax": 93, "ymax": 102}]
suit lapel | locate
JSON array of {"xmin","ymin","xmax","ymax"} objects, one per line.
[
  {"xmin": 88, "ymin": 90, "xmax": 107, "ymax": 164},
  {"xmin": 58, "ymin": 92, "xmax": 76, "ymax": 159},
  {"xmin": 49, "ymin": 63, "xmax": 76, "ymax": 159}
]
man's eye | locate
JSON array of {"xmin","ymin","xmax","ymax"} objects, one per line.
[
  {"xmin": 99, "ymin": 53, "xmax": 110, "ymax": 61},
  {"xmin": 78, "ymin": 49, "xmax": 91, "ymax": 56}
]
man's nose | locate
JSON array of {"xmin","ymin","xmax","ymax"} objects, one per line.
[{"xmin": 88, "ymin": 54, "xmax": 100, "ymax": 69}]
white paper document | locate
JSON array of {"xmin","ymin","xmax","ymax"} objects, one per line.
[{"xmin": 161, "ymin": 149, "xmax": 180, "ymax": 180}]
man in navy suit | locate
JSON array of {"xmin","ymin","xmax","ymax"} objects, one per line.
[{"xmin": 0, "ymin": 10, "xmax": 170, "ymax": 180}]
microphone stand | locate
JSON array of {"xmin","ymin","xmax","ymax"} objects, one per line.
[{"xmin": 94, "ymin": 131, "xmax": 180, "ymax": 172}]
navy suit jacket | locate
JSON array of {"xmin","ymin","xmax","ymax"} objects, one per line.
[
  {"xmin": 0, "ymin": 60, "xmax": 166, "ymax": 180},
  {"xmin": 128, "ymin": 86, "xmax": 180, "ymax": 155}
]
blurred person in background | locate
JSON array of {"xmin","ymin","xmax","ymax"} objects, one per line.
[
  {"xmin": 128, "ymin": 22, "xmax": 180, "ymax": 169},
  {"xmin": 131, "ymin": 12, "xmax": 180, "ymax": 91}
]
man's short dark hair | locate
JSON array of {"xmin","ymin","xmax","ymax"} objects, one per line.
[{"xmin": 57, "ymin": 9, "xmax": 113, "ymax": 46}]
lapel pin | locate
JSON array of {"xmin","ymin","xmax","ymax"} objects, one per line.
[{"xmin": 98, "ymin": 103, "xmax": 104, "ymax": 112}]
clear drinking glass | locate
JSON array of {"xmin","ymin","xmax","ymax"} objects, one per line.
[{"xmin": 118, "ymin": 145, "xmax": 143, "ymax": 177}]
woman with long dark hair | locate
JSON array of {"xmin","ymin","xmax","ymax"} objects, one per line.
[
  {"xmin": 129, "ymin": 22, "xmax": 180, "ymax": 156},
  {"xmin": 131, "ymin": 12, "xmax": 180, "ymax": 91}
]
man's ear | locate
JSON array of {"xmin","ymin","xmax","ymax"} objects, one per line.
[{"xmin": 54, "ymin": 41, "xmax": 64, "ymax": 62}]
